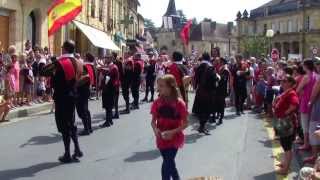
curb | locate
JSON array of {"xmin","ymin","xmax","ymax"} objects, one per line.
[{"xmin": 7, "ymin": 102, "xmax": 53, "ymax": 120}]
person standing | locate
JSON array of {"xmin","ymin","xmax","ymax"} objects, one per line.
[
  {"xmin": 120, "ymin": 56, "xmax": 134, "ymax": 114},
  {"xmin": 75, "ymin": 54, "xmax": 93, "ymax": 136},
  {"xmin": 192, "ymin": 53, "xmax": 219, "ymax": 135},
  {"xmin": 232, "ymin": 55, "xmax": 249, "ymax": 116},
  {"xmin": 40, "ymin": 40, "xmax": 83, "ymax": 163},
  {"xmin": 100, "ymin": 56, "xmax": 120, "ymax": 128},
  {"xmin": 151, "ymin": 74, "xmax": 188, "ymax": 180},
  {"xmin": 215, "ymin": 57, "xmax": 230, "ymax": 125},
  {"xmin": 142, "ymin": 52, "xmax": 157, "ymax": 102},
  {"xmin": 131, "ymin": 53, "xmax": 144, "ymax": 110},
  {"xmin": 167, "ymin": 51, "xmax": 188, "ymax": 103},
  {"xmin": 296, "ymin": 59, "xmax": 317, "ymax": 162}
]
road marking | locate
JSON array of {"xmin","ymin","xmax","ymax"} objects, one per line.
[{"xmin": 263, "ymin": 119, "xmax": 289, "ymax": 180}]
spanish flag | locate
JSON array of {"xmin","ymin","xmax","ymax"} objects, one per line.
[{"xmin": 48, "ymin": 0, "xmax": 82, "ymax": 36}]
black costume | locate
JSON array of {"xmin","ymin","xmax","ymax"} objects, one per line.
[
  {"xmin": 192, "ymin": 61, "xmax": 219, "ymax": 134},
  {"xmin": 143, "ymin": 59, "xmax": 156, "ymax": 102},
  {"xmin": 121, "ymin": 59, "xmax": 134, "ymax": 114},
  {"xmin": 215, "ymin": 65, "xmax": 230, "ymax": 125},
  {"xmin": 231, "ymin": 62, "xmax": 248, "ymax": 115},
  {"xmin": 101, "ymin": 63, "xmax": 120, "ymax": 127},
  {"xmin": 131, "ymin": 59, "xmax": 144, "ymax": 109},
  {"xmin": 76, "ymin": 64, "xmax": 93, "ymax": 135},
  {"xmin": 41, "ymin": 55, "xmax": 83, "ymax": 163}
]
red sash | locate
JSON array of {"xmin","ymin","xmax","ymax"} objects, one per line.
[
  {"xmin": 58, "ymin": 58, "xmax": 75, "ymax": 81},
  {"xmin": 85, "ymin": 64, "xmax": 95, "ymax": 85},
  {"xmin": 168, "ymin": 63, "xmax": 183, "ymax": 86}
]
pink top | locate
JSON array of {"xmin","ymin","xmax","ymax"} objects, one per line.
[
  {"xmin": 13, "ymin": 61, "xmax": 20, "ymax": 92},
  {"xmin": 300, "ymin": 72, "xmax": 317, "ymax": 113},
  {"xmin": 151, "ymin": 98, "xmax": 188, "ymax": 150}
]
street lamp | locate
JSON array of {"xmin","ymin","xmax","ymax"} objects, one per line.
[{"xmin": 266, "ymin": 29, "xmax": 274, "ymax": 57}]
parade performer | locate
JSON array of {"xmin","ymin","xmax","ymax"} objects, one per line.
[
  {"xmin": 40, "ymin": 40, "xmax": 83, "ymax": 163},
  {"xmin": 167, "ymin": 51, "xmax": 188, "ymax": 103},
  {"xmin": 100, "ymin": 56, "xmax": 120, "ymax": 128},
  {"xmin": 232, "ymin": 54, "xmax": 249, "ymax": 116},
  {"xmin": 76, "ymin": 53, "xmax": 95, "ymax": 136},
  {"xmin": 120, "ymin": 55, "xmax": 134, "ymax": 114},
  {"xmin": 192, "ymin": 53, "xmax": 220, "ymax": 135},
  {"xmin": 151, "ymin": 74, "xmax": 188, "ymax": 180},
  {"xmin": 112, "ymin": 53, "xmax": 122, "ymax": 119},
  {"xmin": 131, "ymin": 53, "xmax": 144, "ymax": 110},
  {"xmin": 215, "ymin": 57, "xmax": 230, "ymax": 125},
  {"xmin": 142, "ymin": 51, "xmax": 157, "ymax": 102}
]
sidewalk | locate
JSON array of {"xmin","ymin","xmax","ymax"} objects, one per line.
[{"xmin": 7, "ymin": 102, "xmax": 54, "ymax": 120}]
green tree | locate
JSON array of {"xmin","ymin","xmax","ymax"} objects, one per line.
[
  {"xmin": 144, "ymin": 18, "xmax": 156, "ymax": 30},
  {"xmin": 192, "ymin": 18, "xmax": 198, "ymax": 25},
  {"xmin": 240, "ymin": 36, "xmax": 268, "ymax": 58},
  {"xmin": 177, "ymin": 10, "xmax": 187, "ymax": 25}
]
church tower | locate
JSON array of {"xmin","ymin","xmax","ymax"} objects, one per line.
[{"xmin": 162, "ymin": 0, "xmax": 181, "ymax": 30}]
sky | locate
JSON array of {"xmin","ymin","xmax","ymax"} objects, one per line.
[{"xmin": 138, "ymin": 0, "xmax": 271, "ymax": 27}]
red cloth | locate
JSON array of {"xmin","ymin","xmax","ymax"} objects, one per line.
[
  {"xmin": 180, "ymin": 20, "xmax": 193, "ymax": 46},
  {"xmin": 85, "ymin": 64, "xmax": 95, "ymax": 85},
  {"xmin": 275, "ymin": 89, "xmax": 299, "ymax": 118},
  {"xmin": 134, "ymin": 60, "xmax": 144, "ymax": 72},
  {"xmin": 109, "ymin": 63, "xmax": 120, "ymax": 88},
  {"xmin": 58, "ymin": 58, "xmax": 75, "ymax": 81},
  {"xmin": 167, "ymin": 63, "xmax": 183, "ymax": 86},
  {"xmin": 151, "ymin": 98, "xmax": 188, "ymax": 150}
]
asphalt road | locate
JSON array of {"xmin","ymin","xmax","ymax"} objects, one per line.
[{"xmin": 0, "ymin": 94, "xmax": 300, "ymax": 180}]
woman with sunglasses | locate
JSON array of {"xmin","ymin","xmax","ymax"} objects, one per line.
[{"xmin": 273, "ymin": 75, "xmax": 299, "ymax": 174}]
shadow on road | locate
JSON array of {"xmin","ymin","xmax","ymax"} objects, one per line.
[
  {"xmin": 19, "ymin": 133, "xmax": 61, "ymax": 148},
  {"xmin": 258, "ymin": 139, "xmax": 273, "ymax": 148},
  {"xmin": 0, "ymin": 162, "xmax": 60, "ymax": 180},
  {"xmin": 253, "ymin": 171, "xmax": 276, "ymax": 180},
  {"xmin": 185, "ymin": 133, "xmax": 203, "ymax": 144},
  {"xmin": 124, "ymin": 149, "xmax": 160, "ymax": 162}
]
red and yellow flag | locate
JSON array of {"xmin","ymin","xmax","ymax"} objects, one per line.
[{"xmin": 48, "ymin": 0, "xmax": 82, "ymax": 36}]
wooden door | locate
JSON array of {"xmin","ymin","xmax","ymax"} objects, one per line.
[{"xmin": 0, "ymin": 15, "xmax": 9, "ymax": 53}]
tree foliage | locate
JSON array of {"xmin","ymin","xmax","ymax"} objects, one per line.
[
  {"xmin": 177, "ymin": 10, "xmax": 187, "ymax": 25},
  {"xmin": 144, "ymin": 18, "xmax": 156, "ymax": 30},
  {"xmin": 240, "ymin": 36, "xmax": 268, "ymax": 58}
]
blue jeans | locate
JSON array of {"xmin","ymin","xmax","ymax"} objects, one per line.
[{"xmin": 160, "ymin": 148, "xmax": 180, "ymax": 180}]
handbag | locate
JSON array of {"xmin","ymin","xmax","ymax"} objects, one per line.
[{"xmin": 273, "ymin": 116, "xmax": 294, "ymax": 137}]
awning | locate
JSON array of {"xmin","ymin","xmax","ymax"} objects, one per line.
[{"xmin": 73, "ymin": 20, "xmax": 120, "ymax": 51}]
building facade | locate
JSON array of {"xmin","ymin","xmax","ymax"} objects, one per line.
[
  {"xmin": 0, "ymin": 0, "xmax": 143, "ymax": 56},
  {"xmin": 237, "ymin": 0, "xmax": 320, "ymax": 59},
  {"xmin": 156, "ymin": 0, "xmax": 237, "ymax": 57}
]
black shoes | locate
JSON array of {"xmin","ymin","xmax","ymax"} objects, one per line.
[
  {"xmin": 142, "ymin": 98, "xmax": 148, "ymax": 102},
  {"xmin": 73, "ymin": 150, "xmax": 83, "ymax": 159},
  {"xmin": 198, "ymin": 128, "xmax": 210, "ymax": 135},
  {"xmin": 130, "ymin": 105, "xmax": 139, "ymax": 110},
  {"xmin": 216, "ymin": 120, "xmax": 223, "ymax": 126},
  {"xmin": 236, "ymin": 112, "xmax": 241, "ymax": 116},
  {"xmin": 79, "ymin": 130, "xmax": 90, "ymax": 136},
  {"xmin": 58, "ymin": 154, "xmax": 79, "ymax": 163},
  {"xmin": 120, "ymin": 109, "xmax": 130, "ymax": 114},
  {"xmin": 112, "ymin": 113, "xmax": 119, "ymax": 119},
  {"xmin": 100, "ymin": 122, "xmax": 111, "ymax": 128}
]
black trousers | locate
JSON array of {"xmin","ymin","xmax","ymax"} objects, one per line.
[
  {"xmin": 55, "ymin": 99, "xmax": 80, "ymax": 155},
  {"xmin": 76, "ymin": 95, "xmax": 92, "ymax": 132},
  {"xmin": 113, "ymin": 89, "xmax": 119, "ymax": 115},
  {"xmin": 131, "ymin": 81, "xmax": 140, "ymax": 107},
  {"xmin": 198, "ymin": 113, "xmax": 209, "ymax": 130},
  {"xmin": 122, "ymin": 83, "xmax": 130, "ymax": 109},
  {"xmin": 235, "ymin": 88, "xmax": 247, "ymax": 113},
  {"xmin": 160, "ymin": 148, "xmax": 180, "ymax": 180},
  {"xmin": 145, "ymin": 78, "xmax": 155, "ymax": 100}
]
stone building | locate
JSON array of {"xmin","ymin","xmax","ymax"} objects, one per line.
[
  {"xmin": 237, "ymin": 0, "xmax": 320, "ymax": 59},
  {"xmin": 156, "ymin": 0, "xmax": 237, "ymax": 57},
  {"xmin": 0, "ymin": 0, "xmax": 143, "ymax": 56}
]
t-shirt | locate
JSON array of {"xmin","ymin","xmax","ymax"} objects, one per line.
[
  {"xmin": 151, "ymin": 98, "xmax": 188, "ymax": 150},
  {"xmin": 275, "ymin": 89, "xmax": 299, "ymax": 118}
]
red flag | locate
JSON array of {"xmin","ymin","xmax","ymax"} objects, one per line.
[{"xmin": 180, "ymin": 20, "xmax": 192, "ymax": 46}]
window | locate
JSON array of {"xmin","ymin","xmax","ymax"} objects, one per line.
[
  {"xmin": 271, "ymin": 23, "xmax": 276, "ymax": 32},
  {"xmin": 280, "ymin": 21, "xmax": 286, "ymax": 33},
  {"xmin": 91, "ymin": 0, "xmax": 96, "ymax": 18},
  {"xmin": 99, "ymin": 0, "xmax": 103, "ymax": 22},
  {"xmin": 306, "ymin": 16, "xmax": 310, "ymax": 31},
  {"xmin": 263, "ymin": 24, "xmax": 267, "ymax": 35},
  {"xmin": 288, "ymin": 20, "xmax": 293, "ymax": 33}
]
